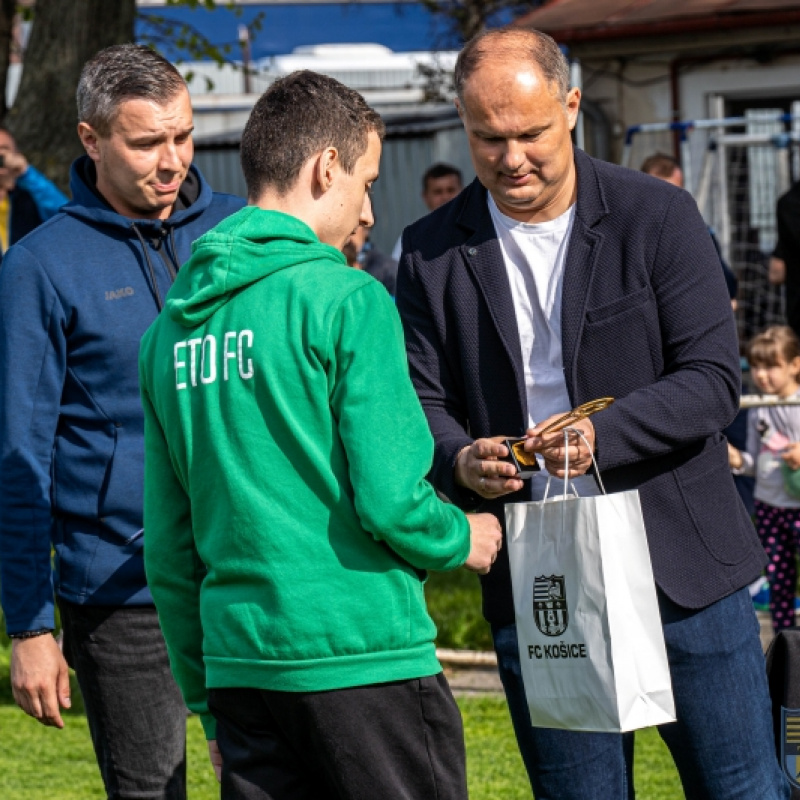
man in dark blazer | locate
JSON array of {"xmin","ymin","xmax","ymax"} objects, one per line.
[{"xmin": 396, "ymin": 28, "xmax": 788, "ymax": 800}]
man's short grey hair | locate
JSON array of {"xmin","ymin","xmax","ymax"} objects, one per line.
[
  {"xmin": 455, "ymin": 28, "xmax": 570, "ymax": 103},
  {"xmin": 77, "ymin": 44, "xmax": 187, "ymax": 136}
]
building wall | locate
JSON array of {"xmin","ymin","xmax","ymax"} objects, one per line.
[
  {"xmin": 579, "ymin": 52, "xmax": 800, "ymax": 174},
  {"xmin": 195, "ymin": 122, "xmax": 475, "ymax": 257}
]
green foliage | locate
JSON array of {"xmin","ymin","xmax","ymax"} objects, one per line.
[
  {"xmin": 418, "ymin": 0, "xmax": 542, "ymax": 44},
  {"xmin": 426, "ymin": 568, "xmax": 494, "ymax": 650},
  {"xmin": 138, "ymin": 9, "xmax": 263, "ymax": 64},
  {"xmin": 137, "ymin": 0, "xmax": 265, "ymax": 90}
]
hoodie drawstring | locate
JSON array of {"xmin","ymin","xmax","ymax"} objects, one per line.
[
  {"xmin": 164, "ymin": 225, "xmax": 180, "ymax": 281},
  {"xmin": 130, "ymin": 223, "xmax": 182, "ymax": 312},
  {"xmin": 130, "ymin": 222, "xmax": 164, "ymax": 311}
]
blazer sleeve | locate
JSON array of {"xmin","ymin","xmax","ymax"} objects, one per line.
[
  {"xmin": 396, "ymin": 238, "xmax": 480, "ymax": 510},
  {"xmin": 591, "ymin": 190, "xmax": 742, "ymax": 469}
]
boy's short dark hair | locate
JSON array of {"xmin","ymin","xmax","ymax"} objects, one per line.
[
  {"xmin": 241, "ymin": 70, "xmax": 386, "ymax": 199},
  {"xmin": 422, "ymin": 163, "xmax": 462, "ymax": 192},
  {"xmin": 640, "ymin": 152, "xmax": 680, "ymax": 179}
]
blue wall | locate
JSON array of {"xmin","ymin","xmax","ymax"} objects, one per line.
[
  {"xmin": 140, "ymin": 3, "xmax": 452, "ymax": 59},
  {"xmin": 137, "ymin": 2, "xmax": 526, "ymax": 59}
]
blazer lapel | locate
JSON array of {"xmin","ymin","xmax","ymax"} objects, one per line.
[
  {"xmin": 457, "ymin": 181, "xmax": 527, "ymax": 419},
  {"xmin": 561, "ymin": 150, "xmax": 609, "ymax": 403}
]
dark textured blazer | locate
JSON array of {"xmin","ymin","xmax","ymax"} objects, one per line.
[{"xmin": 396, "ymin": 148, "xmax": 766, "ymax": 627}]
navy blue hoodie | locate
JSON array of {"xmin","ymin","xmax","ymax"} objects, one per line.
[{"xmin": 0, "ymin": 156, "xmax": 244, "ymax": 633}]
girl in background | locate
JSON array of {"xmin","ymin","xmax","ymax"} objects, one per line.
[{"xmin": 729, "ymin": 325, "xmax": 800, "ymax": 631}]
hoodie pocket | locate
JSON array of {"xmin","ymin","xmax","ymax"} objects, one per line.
[
  {"xmin": 97, "ymin": 426, "xmax": 145, "ymax": 538},
  {"xmin": 53, "ymin": 424, "xmax": 116, "ymax": 521}
]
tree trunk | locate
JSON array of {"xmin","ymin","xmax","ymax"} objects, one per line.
[
  {"xmin": 0, "ymin": 0, "xmax": 16, "ymax": 121},
  {"xmin": 5, "ymin": 0, "xmax": 136, "ymax": 193}
]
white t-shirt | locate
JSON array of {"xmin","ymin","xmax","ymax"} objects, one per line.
[
  {"xmin": 391, "ymin": 234, "xmax": 403, "ymax": 262},
  {"xmin": 488, "ymin": 194, "xmax": 598, "ymax": 498}
]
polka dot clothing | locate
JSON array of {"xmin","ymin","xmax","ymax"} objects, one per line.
[{"xmin": 754, "ymin": 499, "xmax": 800, "ymax": 631}]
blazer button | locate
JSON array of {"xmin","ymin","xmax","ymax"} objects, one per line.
[{"xmin": 468, "ymin": 247, "xmax": 477, "ymax": 256}]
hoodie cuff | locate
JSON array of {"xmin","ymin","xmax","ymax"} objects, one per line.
[{"xmin": 199, "ymin": 711, "xmax": 217, "ymax": 740}]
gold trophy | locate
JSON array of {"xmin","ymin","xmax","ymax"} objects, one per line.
[{"xmin": 502, "ymin": 398, "xmax": 614, "ymax": 478}]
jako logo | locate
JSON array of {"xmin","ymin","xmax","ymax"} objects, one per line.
[
  {"xmin": 105, "ymin": 287, "xmax": 135, "ymax": 301},
  {"xmin": 533, "ymin": 574, "xmax": 569, "ymax": 637}
]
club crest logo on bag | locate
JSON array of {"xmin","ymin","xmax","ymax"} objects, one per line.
[
  {"xmin": 782, "ymin": 708, "xmax": 800, "ymax": 788},
  {"xmin": 533, "ymin": 575, "xmax": 569, "ymax": 637}
]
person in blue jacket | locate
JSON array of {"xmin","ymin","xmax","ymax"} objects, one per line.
[
  {"xmin": 0, "ymin": 127, "xmax": 68, "ymax": 255},
  {"xmin": 0, "ymin": 44, "xmax": 243, "ymax": 798}
]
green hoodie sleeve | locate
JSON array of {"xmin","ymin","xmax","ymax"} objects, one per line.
[
  {"xmin": 140, "ymin": 376, "xmax": 217, "ymax": 740},
  {"xmin": 328, "ymin": 279, "xmax": 470, "ymax": 570}
]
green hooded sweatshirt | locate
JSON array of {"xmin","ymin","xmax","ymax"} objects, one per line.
[{"xmin": 139, "ymin": 207, "xmax": 470, "ymax": 738}]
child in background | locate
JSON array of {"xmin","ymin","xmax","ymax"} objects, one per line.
[{"xmin": 729, "ymin": 325, "xmax": 800, "ymax": 631}]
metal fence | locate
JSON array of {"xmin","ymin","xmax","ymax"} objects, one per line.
[{"xmin": 623, "ymin": 104, "xmax": 800, "ymax": 346}]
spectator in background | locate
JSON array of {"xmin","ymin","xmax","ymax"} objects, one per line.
[
  {"xmin": 768, "ymin": 180, "xmax": 800, "ymax": 339},
  {"xmin": 729, "ymin": 326, "xmax": 800, "ymax": 633},
  {"xmin": 392, "ymin": 162, "xmax": 463, "ymax": 259},
  {"xmin": 421, "ymin": 162, "xmax": 463, "ymax": 211},
  {"xmin": 0, "ymin": 127, "xmax": 68, "ymax": 255},
  {"xmin": 0, "ymin": 44, "xmax": 243, "ymax": 799},
  {"xmin": 641, "ymin": 151, "xmax": 738, "ymax": 305},
  {"xmin": 343, "ymin": 213, "xmax": 398, "ymax": 295}
]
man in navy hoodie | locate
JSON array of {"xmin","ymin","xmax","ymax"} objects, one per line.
[{"xmin": 0, "ymin": 44, "xmax": 243, "ymax": 798}]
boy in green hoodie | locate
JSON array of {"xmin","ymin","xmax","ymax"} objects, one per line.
[{"xmin": 139, "ymin": 70, "xmax": 503, "ymax": 800}]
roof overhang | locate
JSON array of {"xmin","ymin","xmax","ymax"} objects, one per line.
[
  {"xmin": 559, "ymin": 19, "xmax": 800, "ymax": 59},
  {"xmin": 514, "ymin": 1, "xmax": 800, "ymax": 59}
]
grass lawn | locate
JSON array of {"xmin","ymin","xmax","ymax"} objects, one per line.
[
  {"xmin": 0, "ymin": 698, "xmax": 683, "ymax": 800},
  {"xmin": 0, "ymin": 573, "xmax": 683, "ymax": 797},
  {"xmin": 0, "ymin": 642, "xmax": 683, "ymax": 799}
]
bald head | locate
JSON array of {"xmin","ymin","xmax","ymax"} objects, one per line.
[{"xmin": 454, "ymin": 28, "xmax": 570, "ymax": 104}]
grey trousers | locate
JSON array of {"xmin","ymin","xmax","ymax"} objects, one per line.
[{"xmin": 59, "ymin": 599, "xmax": 188, "ymax": 800}]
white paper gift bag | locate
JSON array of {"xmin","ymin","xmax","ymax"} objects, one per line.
[{"xmin": 505, "ymin": 430, "xmax": 676, "ymax": 733}]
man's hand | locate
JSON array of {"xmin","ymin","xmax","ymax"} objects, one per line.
[
  {"xmin": 728, "ymin": 443, "xmax": 744, "ymax": 470},
  {"xmin": 455, "ymin": 437, "xmax": 524, "ymax": 499},
  {"xmin": 463, "ymin": 513, "xmax": 503, "ymax": 574},
  {"xmin": 208, "ymin": 739, "xmax": 223, "ymax": 783},
  {"xmin": 11, "ymin": 634, "xmax": 71, "ymax": 728},
  {"xmin": 524, "ymin": 415, "xmax": 596, "ymax": 478},
  {"xmin": 769, "ymin": 256, "xmax": 786, "ymax": 286},
  {"xmin": 783, "ymin": 442, "xmax": 800, "ymax": 470},
  {"xmin": 0, "ymin": 149, "xmax": 27, "ymax": 192}
]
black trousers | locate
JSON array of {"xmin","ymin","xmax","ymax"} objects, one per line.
[
  {"xmin": 59, "ymin": 599, "xmax": 188, "ymax": 800},
  {"xmin": 208, "ymin": 673, "xmax": 468, "ymax": 800}
]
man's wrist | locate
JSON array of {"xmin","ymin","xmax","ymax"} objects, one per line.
[
  {"xmin": 454, "ymin": 444, "xmax": 471, "ymax": 488},
  {"xmin": 8, "ymin": 628, "xmax": 54, "ymax": 640}
]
